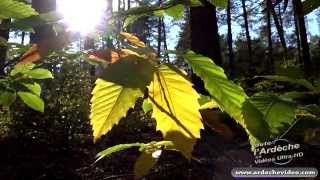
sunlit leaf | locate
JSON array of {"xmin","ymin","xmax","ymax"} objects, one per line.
[
  {"xmin": 0, "ymin": 0, "xmax": 38, "ymax": 19},
  {"xmin": 21, "ymin": 82, "xmax": 41, "ymax": 96},
  {"xmin": 165, "ymin": 4, "xmax": 184, "ymax": 19},
  {"xmin": 90, "ymin": 79, "xmax": 144, "ymax": 142},
  {"xmin": 148, "ymin": 64, "xmax": 204, "ymax": 158},
  {"xmin": 120, "ymin": 32, "xmax": 146, "ymax": 47},
  {"xmin": 96, "ymin": 143, "xmax": 144, "ymax": 162},
  {"xmin": 142, "ymin": 99, "xmax": 153, "ymax": 113},
  {"xmin": 17, "ymin": 91, "xmax": 44, "ymax": 112},
  {"xmin": 184, "ymin": 51, "xmax": 259, "ymax": 145},
  {"xmin": 10, "ymin": 63, "xmax": 35, "ymax": 76},
  {"xmin": 24, "ymin": 68, "xmax": 54, "ymax": 79}
]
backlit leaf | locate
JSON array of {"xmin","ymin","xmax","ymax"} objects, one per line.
[
  {"xmin": 90, "ymin": 79, "xmax": 144, "ymax": 142},
  {"xmin": 96, "ymin": 143, "xmax": 144, "ymax": 162},
  {"xmin": 24, "ymin": 68, "xmax": 53, "ymax": 79},
  {"xmin": 165, "ymin": 4, "xmax": 184, "ymax": 19},
  {"xmin": 184, "ymin": 51, "xmax": 259, "ymax": 145},
  {"xmin": 21, "ymin": 82, "xmax": 41, "ymax": 96},
  {"xmin": 10, "ymin": 63, "xmax": 35, "ymax": 76},
  {"xmin": 17, "ymin": 91, "xmax": 44, "ymax": 112},
  {"xmin": 142, "ymin": 99, "xmax": 153, "ymax": 113},
  {"xmin": 148, "ymin": 64, "xmax": 204, "ymax": 158}
]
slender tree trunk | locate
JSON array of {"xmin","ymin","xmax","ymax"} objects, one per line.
[
  {"xmin": 278, "ymin": 4, "xmax": 283, "ymax": 28},
  {"xmin": 241, "ymin": 0, "xmax": 253, "ymax": 73},
  {"xmin": 190, "ymin": 0, "xmax": 222, "ymax": 93},
  {"xmin": 293, "ymin": 5, "xmax": 302, "ymax": 65},
  {"xmin": 267, "ymin": 0, "xmax": 274, "ymax": 72},
  {"xmin": 227, "ymin": 0, "xmax": 235, "ymax": 78},
  {"xmin": 161, "ymin": 18, "xmax": 170, "ymax": 62},
  {"xmin": 293, "ymin": 0, "xmax": 312, "ymax": 74},
  {"xmin": 157, "ymin": 0, "xmax": 163, "ymax": 58},
  {"xmin": 157, "ymin": 17, "xmax": 162, "ymax": 58},
  {"xmin": 21, "ymin": 31, "xmax": 25, "ymax": 45},
  {"xmin": 0, "ymin": 19, "xmax": 10, "ymax": 75},
  {"xmin": 271, "ymin": 5, "xmax": 287, "ymax": 51}
]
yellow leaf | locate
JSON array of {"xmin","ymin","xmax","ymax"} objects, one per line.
[
  {"xmin": 148, "ymin": 65, "xmax": 204, "ymax": 158},
  {"xmin": 120, "ymin": 32, "xmax": 146, "ymax": 47},
  {"xmin": 90, "ymin": 79, "xmax": 144, "ymax": 142}
]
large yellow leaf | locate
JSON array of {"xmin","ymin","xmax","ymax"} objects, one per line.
[
  {"xmin": 148, "ymin": 64, "xmax": 204, "ymax": 158},
  {"xmin": 90, "ymin": 79, "xmax": 144, "ymax": 142}
]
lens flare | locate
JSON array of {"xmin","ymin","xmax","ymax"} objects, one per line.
[{"xmin": 57, "ymin": 0, "xmax": 107, "ymax": 35}]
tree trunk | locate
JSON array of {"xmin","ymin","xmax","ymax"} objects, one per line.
[
  {"xmin": 240, "ymin": 0, "xmax": 253, "ymax": 73},
  {"xmin": 293, "ymin": 4, "xmax": 302, "ymax": 65},
  {"xmin": 227, "ymin": 0, "xmax": 235, "ymax": 78},
  {"xmin": 267, "ymin": 0, "xmax": 274, "ymax": 72},
  {"xmin": 30, "ymin": 0, "xmax": 56, "ymax": 43},
  {"xmin": 190, "ymin": 1, "xmax": 222, "ymax": 65},
  {"xmin": 0, "ymin": 19, "xmax": 10, "ymax": 75},
  {"xmin": 190, "ymin": 0, "xmax": 222, "ymax": 94},
  {"xmin": 293, "ymin": 0, "xmax": 312, "ymax": 74},
  {"xmin": 271, "ymin": 4, "xmax": 287, "ymax": 51},
  {"xmin": 162, "ymin": 18, "xmax": 170, "ymax": 62},
  {"xmin": 157, "ymin": 17, "xmax": 162, "ymax": 58}
]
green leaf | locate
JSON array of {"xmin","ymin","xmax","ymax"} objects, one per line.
[
  {"xmin": 249, "ymin": 93, "xmax": 297, "ymax": 136},
  {"xmin": 90, "ymin": 79, "xmax": 144, "ymax": 142},
  {"xmin": 184, "ymin": 51, "xmax": 261, "ymax": 145},
  {"xmin": 142, "ymin": 99, "xmax": 153, "ymax": 113},
  {"xmin": 184, "ymin": 51, "xmax": 247, "ymax": 124},
  {"xmin": 101, "ymin": 55, "xmax": 154, "ymax": 89},
  {"xmin": 0, "ymin": 0, "xmax": 38, "ymax": 19},
  {"xmin": 21, "ymin": 82, "xmax": 41, "ymax": 96},
  {"xmin": 0, "ymin": 91, "xmax": 16, "ymax": 106},
  {"xmin": 96, "ymin": 143, "xmax": 144, "ymax": 162},
  {"xmin": 23, "ymin": 68, "xmax": 54, "ymax": 79},
  {"xmin": 17, "ymin": 91, "xmax": 44, "ymax": 112},
  {"xmin": 165, "ymin": 4, "xmax": 184, "ymax": 19},
  {"xmin": 208, "ymin": 0, "xmax": 228, "ymax": 8},
  {"xmin": 10, "ymin": 63, "xmax": 35, "ymax": 76},
  {"xmin": 302, "ymin": 0, "xmax": 320, "ymax": 15}
]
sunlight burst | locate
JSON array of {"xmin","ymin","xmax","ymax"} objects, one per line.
[{"xmin": 57, "ymin": 0, "xmax": 107, "ymax": 35}]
